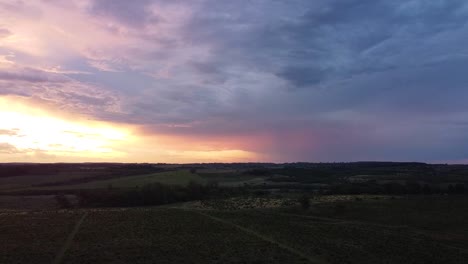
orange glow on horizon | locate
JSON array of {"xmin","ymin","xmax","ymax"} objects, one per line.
[
  {"xmin": 0, "ymin": 96, "xmax": 260, "ymax": 163},
  {"xmin": 0, "ymin": 96, "xmax": 132, "ymax": 160}
]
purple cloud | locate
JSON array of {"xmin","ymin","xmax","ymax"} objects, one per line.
[
  {"xmin": 0, "ymin": 28, "xmax": 11, "ymax": 38},
  {"xmin": 2, "ymin": 0, "xmax": 468, "ymax": 162},
  {"xmin": 0, "ymin": 67, "xmax": 70, "ymax": 83}
]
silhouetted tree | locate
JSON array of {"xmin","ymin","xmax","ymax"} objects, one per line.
[
  {"xmin": 187, "ymin": 181, "xmax": 203, "ymax": 199},
  {"xmin": 55, "ymin": 194, "xmax": 71, "ymax": 209},
  {"xmin": 406, "ymin": 181, "xmax": 422, "ymax": 194},
  {"xmin": 455, "ymin": 183, "xmax": 466, "ymax": 194},
  {"xmin": 383, "ymin": 182, "xmax": 406, "ymax": 194},
  {"xmin": 298, "ymin": 195, "xmax": 310, "ymax": 210},
  {"xmin": 448, "ymin": 184, "xmax": 455, "ymax": 194},
  {"xmin": 422, "ymin": 184, "xmax": 432, "ymax": 195},
  {"xmin": 333, "ymin": 203, "xmax": 346, "ymax": 214}
]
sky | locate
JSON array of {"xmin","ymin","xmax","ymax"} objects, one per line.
[{"xmin": 1, "ymin": 0, "xmax": 468, "ymax": 163}]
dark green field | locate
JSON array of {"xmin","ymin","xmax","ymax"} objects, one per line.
[
  {"xmin": 2, "ymin": 196, "xmax": 468, "ymax": 264},
  {"xmin": 1, "ymin": 162, "xmax": 468, "ymax": 263},
  {"xmin": 1, "ymin": 209, "xmax": 310, "ymax": 264}
]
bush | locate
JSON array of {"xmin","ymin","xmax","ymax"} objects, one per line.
[
  {"xmin": 298, "ymin": 195, "xmax": 310, "ymax": 210},
  {"xmin": 244, "ymin": 168, "xmax": 271, "ymax": 176},
  {"xmin": 253, "ymin": 190, "xmax": 269, "ymax": 196},
  {"xmin": 455, "ymin": 183, "xmax": 466, "ymax": 194},
  {"xmin": 333, "ymin": 203, "xmax": 347, "ymax": 214},
  {"xmin": 77, "ymin": 182, "xmax": 242, "ymax": 208},
  {"xmin": 55, "ymin": 194, "xmax": 71, "ymax": 209}
]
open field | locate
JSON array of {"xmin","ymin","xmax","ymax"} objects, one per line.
[
  {"xmin": 0, "ymin": 211, "xmax": 82, "ymax": 264},
  {"xmin": 197, "ymin": 170, "xmax": 267, "ymax": 186},
  {"xmin": 286, "ymin": 195, "xmax": 468, "ymax": 248},
  {"xmin": 1, "ymin": 208, "xmax": 310, "ymax": 264},
  {"xmin": 1, "ymin": 169, "xmax": 267, "ymax": 193},
  {"xmin": 1, "ymin": 162, "xmax": 468, "ymax": 263},
  {"xmin": 0, "ymin": 164, "xmax": 167, "ymax": 191},
  {"xmin": 1, "ymin": 195, "xmax": 468, "ymax": 264},
  {"xmin": 0, "ymin": 171, "xmax": 102, "ymax": 191},
  {"xmin": 2, "ymin": 162, "xmax": 467, "ymax": 194},
  {"xmin": 32, "ymin": 170, "xmax": 205, "ymax": 190},
  {"xmin": 52, "ymin": 169, "xmax": 267, "ymax": 190},
  {"xmin": 206, "ymin": 209, "xmax": 468, "ymax": 264},
  {"xmin": 0, "ymin": 195, "xmax": 63, "ymax": 210}
]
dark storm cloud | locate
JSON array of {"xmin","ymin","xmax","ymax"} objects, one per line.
[
  {"xmin": 277, "ymin": 66, "xmax": 326, "ymax": 87},
  {"xmin": 128, "ymin": 0, "xmax": 468, "ymax": 161},
  {"xmin": 181, "ymin": 0, "xmax": 468, "ymax": 90},
  {"xmin": 5, "ymin": 0, "xmax": 468, "ymax": 162}
]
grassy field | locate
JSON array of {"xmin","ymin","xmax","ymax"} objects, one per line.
[
  {"xmin": 0, "ymin": 209, "xmax": 309, "ymax": 264},
  {"xmin": 0, "ymin": 171, "xmax": 103, "ymax": 191},
  {"xmin": 0, "ymin": 195, "xmax": 62, "ymax": 210},
  {"xmin": 287, "ymin": 195, "xmax": 468, "ymax": 249},
  {"xmin": 1, "ymin": 169, "xmax": 267, "ymax": 192},
  {"xmin": 206, "ymin": 209, "xmax": 468, "ymax": 264},
  {"xmin": 1, "ymin": 163, "xmax": 467, "ymax": 263},
  {"xmin": 1, "ymin": 197, "xmax": 467, "ymax": 264},
  {"xmin": 197, "ymin": 170, "xmax": 267, "ymax": 186},
  {"xmin": 25, "ymin": 170, "xmax": 205, "ymax": 190},
  {"xmin": 0, "ymin": 211, "xmax": 82, "ymax": 264}
]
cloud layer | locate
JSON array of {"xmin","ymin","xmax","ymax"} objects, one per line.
[{"xmin": 1, "ymin": 0, "xmax": 468, "ymax": 162}]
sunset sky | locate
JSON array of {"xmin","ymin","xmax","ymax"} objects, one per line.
[{"xmin": 1, "ymin": 0, "xmax": 468, "ymax": 163}]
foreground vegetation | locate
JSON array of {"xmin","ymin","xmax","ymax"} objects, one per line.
[
  {"xmin": 1, "ymin": 196, "xmax": 467, "ymax": 264},
  {"xmin": 1, "ymin": 162, "xmax": 467, "ymax": 263}
]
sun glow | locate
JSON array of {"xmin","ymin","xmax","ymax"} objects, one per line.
[
  {"xmin": 0, "ymin": 96, "xmax": 260, "ymax": 163},
  {"xmin": 0, "ymin": 96, "xmax": 132, "ymax": 159}
]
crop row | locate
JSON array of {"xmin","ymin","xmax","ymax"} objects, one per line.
[
  {"xmin": 0, "ymin": 211, "xmax": 82, "ymax": 264},
  {"xmin": 206, "ymin": 210, "xmax": 468, "ymax": 264},
  {"xmin": 62, "ymin": 208, "xmax": 308, "ymax": 264}
]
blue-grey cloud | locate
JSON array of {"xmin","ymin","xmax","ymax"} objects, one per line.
[
  {"xmin": 3, "ymin": 0, "xmax": 468, "ymax": 162},
  {"xmin": 0, "ymin": 68, "xmax": 70, "ymax": 83},
  {"xmin": 132, "ymin": 0, "xmax": 468, "ymax": 161}
]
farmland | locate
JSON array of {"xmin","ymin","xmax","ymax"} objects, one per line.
[
  {"xmin": 0, "ymin": 211, "xmax": 82, "ymax": 263},
  {"xmin": 36, "ymin": 169, "xmax": 266, "ymax": 190},
  {"xmin": 1, "ymin": 162, "xmax": 468, "ymax": 263},
  {"xmin": 1, "ymin": 198, "xmax": 468, "ymax": 264},
  {"xmin": 0, "ymin": 165, "xmax": 268, "ymax": 193},
  {"xmin": 0, "ymin": 163, "xmax": 167, "ymax": 191},
  {"xmin": 34, "ymin": 170, "xmax": 206, "ymax": 190},
  {"xmin": 2, "ymin": 162, "xmax": 468, "ymax": 194},
  {"xmin": 1, "ymin": 209, "xmax": 310, "ymax": 264}
]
